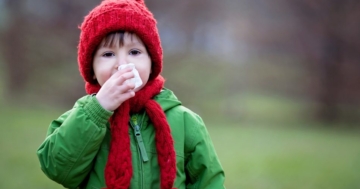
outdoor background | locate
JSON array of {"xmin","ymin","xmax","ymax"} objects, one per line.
[{"xmin": 1, "ymin": 0, "xmax": 360, "ymax": 188}]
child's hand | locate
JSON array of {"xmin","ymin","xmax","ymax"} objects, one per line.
[{"xmin": 96, "ymin": 67, "xmax": 136, "ymax": 111}]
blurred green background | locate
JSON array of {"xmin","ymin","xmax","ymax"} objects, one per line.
[{"xmin": 1, "ymin": 0, "xmax": 360, "ymax": 188}]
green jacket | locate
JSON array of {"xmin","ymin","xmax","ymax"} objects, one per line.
[{"xmin": 37, "ymin": 88, "xmax": 225, "ymax": 189}]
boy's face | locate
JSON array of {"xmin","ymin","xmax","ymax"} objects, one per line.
[{"xmin": 93, "ymin": 32, "xmax": 151, "ymax": 92}]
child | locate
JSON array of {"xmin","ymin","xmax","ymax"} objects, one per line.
[{"xmin": 36, "ymin": 0, "xmax": 225, "ymax": 188}]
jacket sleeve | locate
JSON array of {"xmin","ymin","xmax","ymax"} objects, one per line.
[
  {"xmin": 37, "ymin": 95, "xmax": 113, "ymax": 189},
  {"xmin": 184, "ymin": 112, "xmax": 226, "ymax": 189}
]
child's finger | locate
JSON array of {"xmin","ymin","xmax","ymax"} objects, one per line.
[
  {"xmin": 115, "ymin": 71, "xmax": 135, "ymax": 85},
  {"xmin": 107, "ymin": 67, "xmax": 132, "ymax": 82},
  {"xmin": 119, "ymin": 90, "xmax": 135, "ymax": 101},
  {"xmin": 118, "ymin": 82, "xmax": 135, "ymax": 93},
  {"xmin": 113, "ymin": 67, "xmax": 133, "ymax": 76}
]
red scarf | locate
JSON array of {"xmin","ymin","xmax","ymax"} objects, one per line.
[{"xmin": 87, "ymin": 76, "xmax": 176, "ymax": 189}]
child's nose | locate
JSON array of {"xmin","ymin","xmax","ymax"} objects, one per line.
[{"xmin": 116, "ymin": 58, "xmax": 128, "ymax": 69}]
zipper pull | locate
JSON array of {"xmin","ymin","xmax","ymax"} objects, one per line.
[
  {"xmin": 134, "ymin": 125, "xmax": 149, "ymax": 162},
  {"xmin": 131, "ymin": 115, "xmax": 149, "ymax": 162}
]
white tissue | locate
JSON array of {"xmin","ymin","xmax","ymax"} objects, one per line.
[{"xmin": 118, "ymin": 63, "xmax": 143, "ymax": 89}]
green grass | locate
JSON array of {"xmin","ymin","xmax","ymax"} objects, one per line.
[
  {"xmin": 0, "ymin": 105, "xmax": 65, "ymax": 189},
  {"xmin": 207, "ymin": 124, "xmax": 360, "ymax": 189},
  {"xmin": 1, "ymin": 104, "xmax": 360, "ymax": 189}
]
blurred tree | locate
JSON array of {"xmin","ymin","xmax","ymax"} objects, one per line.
[
  {"xmin": 287, "ymin": 0, "xmax": 360, "ymax": 122},
  {"xmin": 1, "ymin": 0, "xmax": 99, "ymax": 103},
  {"xmin": 2, "ymin": 0, "xmax": 360, "ymax": 125},
  {"xmin": 2, "ymin": 0, "xmax": 29, "ymax": 97},
  {"xmin": 146, "ymin": 0, "xmax": 225, "ymax": 54}
]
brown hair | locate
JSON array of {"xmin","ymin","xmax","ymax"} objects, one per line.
[{"xmin": 97, "ymin": 31, "xmax": 146, "ymax": 49}]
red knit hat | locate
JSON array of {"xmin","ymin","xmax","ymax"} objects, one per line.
[
  {"xmin": 78, "ymin": 0, "xmax": 163, "ymax": 86},
  {"xmin": 77, "ymin": 1, "xmax": 177, "ymax": 189}
]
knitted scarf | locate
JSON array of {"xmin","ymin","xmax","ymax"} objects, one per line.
[{"xmin": 86, "ymin": 76, "xmax": 176, "ymax": 189}]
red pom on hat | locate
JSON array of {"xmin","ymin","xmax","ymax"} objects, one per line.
[{"xmin": 78, "ymin": 0, "xmax": 163, "ymax": 90}]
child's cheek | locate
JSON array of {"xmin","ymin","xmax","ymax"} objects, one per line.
[{"xmin": 96, "ymin": 66, "xmax": 113, "ymax": 86}]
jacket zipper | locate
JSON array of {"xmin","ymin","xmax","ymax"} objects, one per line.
[
  {"xmin": 130, "ymin": 114, "xmax": 149, "ymax": 162},
  {"xmin": 130, "ymin": 113, "xmax": 148, "ymax": 189}
]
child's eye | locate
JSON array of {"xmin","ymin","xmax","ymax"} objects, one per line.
[
  {"xmin": 129, "ymin": 49, "xmax": 141, "ymax": 56},
  {"xmin": 102, "ymin": 52, "xmax": 114, "ymax": 57}
]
